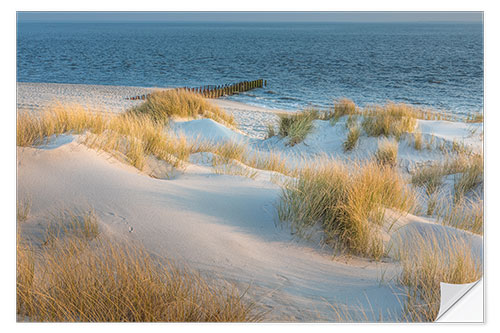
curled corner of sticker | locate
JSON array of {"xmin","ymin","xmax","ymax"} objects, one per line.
[{"xmin": 436, "ymin": 279, "xmax": 483, "ymax": 322}]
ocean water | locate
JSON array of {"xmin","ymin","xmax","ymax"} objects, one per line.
[{"xmin": 17, "ymin": 22, "xmax": 483, "ymax": 115}]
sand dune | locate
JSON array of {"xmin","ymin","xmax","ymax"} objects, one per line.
[
  {"xmin": 16, "ymin": 82, "xmax": 483, "ymax": 321},
  {"xmin": 18, "ymin": 138, "xmax": 404, "ymax": 321}
]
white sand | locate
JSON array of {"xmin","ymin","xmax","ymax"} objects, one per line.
[
  {"xmin": 17, "ymin": 82, "xmax": 157, "ymax": 114},
  {"xmin": 17, "ymin": 82, "xmax": 283, "ymax": 139},
  {"xmin": 16, "ymin": 82, "xmax": 483, "ymax": 321},
  {"xmin": 17, "ymin": 138, "xmax": 403, "ymax": 321}
]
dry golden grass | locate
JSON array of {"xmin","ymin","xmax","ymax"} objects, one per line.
[
  {"xmin": 211, "ymin": 149, "xmax": 295, "ymax": 180},
  {"xmin": 43, "ymin": 209, "xmax": 101, "ymax": 244},
  {"xmin": 17, "ymin": 103, "xmax": 107, "ymax": 147},
  {"xmin": 361, "ymin": 103, "xmax": 418, "ymax": 139},
  {"xmin": 212, "ymin": 160, "xmax": 259, "ymax": 180},
  {"xmin": 278, "ymin": 109, "xmax": 317, "ymax": 146},
  {"xmin": 453, "ymin": 153, "xmax": 483, "ymax": 201},
  {"xmin": 425, "ymin": 191, "xmax": 441, "ymax": 216},
  {"xmin": 129, "ymin": 89, "xmax": 236, "ymax": 128},
  {"xmin": 266, "ymin": 123, "xmax": 276, "ymax": 138},
  {"xmin": 333, "ymin": 98, "xmax": 358, "ymax": 120},
  {"xmin": 411, "ymin": 164, "xmax": 445, "ymax": 196},
  {"xmin": 244, "ymin": 150, "xmax": 294, "ymax": 176},
  {"xmin": 436, "ymin": 196, "xmax": 483, "ymax": 235},
  {"xmin": 212, "ymin": 141, "xmax": 247, "ymax": 163},
  {"xmin": 413, "ymin": 131, "xmax": 423, "ymax": 151},
  {"xmin": 396, "ymin": 233, "xmax": 482, "ymax": 322},
  {"xmin": 412, "ymin": 152, "xmax": 482, "ymax": 193},
  {"xmin": 17, "ymin": 198, "xmax": 31, "ymax": 223},
  {"xmin": 411, "ymin": 152, "xmax": 483, "ymax": 224},
  {"xmin": 278, "ymin": 159, "xmax": 415, "ymax": 259},
  {"xmin": 374, "ymin": 138, "xmax": 398, "ymax": 167},
  {"xmin": 343, "ymin": 124, "xmax": 361, "ymax": 152},
  {"xmin": 17, "ymin": 213, "xmax": 262, "ymax": 322},
  {"xmin": 18, "ymin": 103, "xmax": 295, "ymax": 179},
  {"xmin": 466, "ymin": 112, "xmax": 484, "ymax": 123},
  {"xmin": 345, "ymin": 114, "xmax": 359, "ymax": 129},
  {"xmin": 18, "ymin": 104, "xmax": 197, "ymax": 173},
  {"xmin": 190, "ymin": 138, "xmax": 294, "ymax": 177},
  {"xmin": 82, "ymin": 122, "xmax": 190, "ymax": 172}
]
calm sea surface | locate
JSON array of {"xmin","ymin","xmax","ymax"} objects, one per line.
[{"xmin": 17, "ymin": 22, "xmax": 483, "ymax": 115}]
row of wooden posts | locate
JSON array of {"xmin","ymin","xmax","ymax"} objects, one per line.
[{"xmin": 127, "ymin": 79, "xmax": 267, "ymax": 101}]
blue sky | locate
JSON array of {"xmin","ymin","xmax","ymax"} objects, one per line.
[{"xmin": 17, "ymin": 12, "xmax": 483, "ymax": 23}]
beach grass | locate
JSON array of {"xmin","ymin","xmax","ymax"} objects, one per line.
[
  {"xmin": 43, "ymin": 209, "xmax": 101, "ymax": 244},
  {"xmin": 437, "ymin": 196, "xmax": 483, "ymax": 235},
  {"xmin": 343, "ymin": 124, "xmax": 361, "ymax": 152},
  {"xmin": 278, "ymin": 159, "xmax": 415, "ymax": 259},
  {"xmin": 411, "ymin": 152, "xmax": 483, "ymax": 224},
  {"xmin": 82, "ymin": 115, "xmax": 191, "ymax": 171},
  {"xmin": 413, "ymin": 130, "xmax": 423, "ymax": 151},
  {"xmin": 17, "ymin": 217, "xmax": 261, "ymax": 322},
  {"xmin": 361, "ymin": 103, "xmax": 418, "ymax": 139},
  {"xmin": 17, "ymin": 103, "xmax": 107, "ymax": 147},
  {"xmin": 128, "ymin": 89, "xmax": 236, "ymax": 128},
  {"xmin": 374, "ymin": 138, "xmax": 398, "ymax": 167},
  {"xmin": 333, "ymin": 98, "xmax": 358, "ymax": 120},
  {"xmin": 17, "ymin": 198, "xmax": 31, "ymax": 223},
  {"xmin": 278, "ymin": 109, "xmax": 318, "ymax": 146},
  {"xmin": 397, "ymin": 233, "xmax": 482, "ymax": 322},
  {"xmin": 244, "ymin": 150, "xmax": 294, "ymax": 177},
  {"xmin": 411, "ymin": 164, "xmax": 445, "ymax": 196},
  {"xmin": 212, "ymin": 160, "xmax": 259, "ymax": 180},
  {"xmin": 18, "ymin": 103, "xmax": 296, "ymax": 178},
  {"xmin": 453, "ymin": 153, "xmax": 483, "ymax": 201},
  {"xmin": 465, "ymin": 112, "xmax": 484, "ymax": 123},
  {"xmin": 266, "ymin": 123, "xmax": 276, "ymax": 138}
]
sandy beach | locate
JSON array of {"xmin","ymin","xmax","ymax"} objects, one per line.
[
  {"xmin": 16, "ymin": 82, "xmax": 483, "ymax": 322},
  {"xmin": 17, "ymin": 82, "xmax": 285, "ymax": 139}
]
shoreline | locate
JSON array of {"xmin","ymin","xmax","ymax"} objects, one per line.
[
  {"xmin": 16, "ymin": 81, "xmax": 292, "ymax": 115},
  {"xmin": 17, "ymin": 82, "xmax": 290, "ymax": 139}
]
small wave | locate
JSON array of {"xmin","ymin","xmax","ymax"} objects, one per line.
[
  {"xmin": 265, "ymin": 90, "xmax": 277, "ymax": 94},
  {"xmin": 427, "ymin": 79, "xmax": 443, "ymax": 84},
  {"xmin": 279, "ymin": 96, "xmax": 300, "ymax": 101}
]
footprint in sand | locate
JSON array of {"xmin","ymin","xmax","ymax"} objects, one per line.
[
  {"xmin": 106, "ymin": 212, "xmax": 134, "ymax": 233},
  {"xmin": 275, "ymin": 273, "xmax": 291, "ymax": 285}
]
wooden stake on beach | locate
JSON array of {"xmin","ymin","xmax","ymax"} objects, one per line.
[{"xmin": 125, "ymin": 79, "xmax": 267, "ymax": 100}]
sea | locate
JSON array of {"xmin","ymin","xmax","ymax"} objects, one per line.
[{"xmin": 17, "ymin": 22, "xmax": 483, "ymax": 115}]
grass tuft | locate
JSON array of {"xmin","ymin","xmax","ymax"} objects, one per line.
[
  {"xmin": 266, "ymin": 124, "xmax": 276, "ymax": 139},
  {"xmin": 343, "ymin": 124, "xmax": 361, "ymax": 152},
  {"xmin": 453, "ymin": 153, "xmax": 483, "ymax": 201},
  {"xmin": 397, "ymin": 234, "xmax": 482, "ymax": 322},
  {"xmin": 278, "ymin": 110, "xmax": 318, "ymax": 146},
  {"xmin": 361, "ymin": 103, "xmax": 418, "ymax": 139},
  {"xmin": 374, "ymin": 138, "xmax": 398, "ymax": 167},
  {"xmin": 413, "ymin": 131, "xmax": 423, "ymax": 151},
  {"xmin": 128, "ymin": 89, "xmax": 236, "ymax": 128},
  {"xmin": 465, "ymin": 112, "xmax": 483, "ymax": 123},
  {"xmin": 333, "ymin": 98, "xmax": 357, "ymax": 120},
  {"xmin": 278, "ymin": 159, "xmax": 415, "ymax": 259},
  {"xmin": 17, "ymin": 217, "xmax": 261, "ymax": 322},
  {"xmin": 17, "ymin": 198, "xmax": 32, "ymax": 223},
  {"xmin": 437, "ymin": 196, "xmax": 483, "ymax": 235},
  {"xmin": 17, "ymin": 104, "xmax": 106, "ymax": 147},
  {"xmin": 411, "ymin": 164, "xmax": 444, "ymax": 196},
  {"xmin": 43, "ymin": 209, "xmax": 101, "ymax": 244}
]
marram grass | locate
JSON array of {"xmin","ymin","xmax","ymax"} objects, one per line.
[
  {"xmin": 396, "ymin": 233, "xmax": 482, "ymax": 322},
  {"xmin": 128, "ymin": 89, "xmax": 236, "ymax": 128},
  {"xmin": 278, "ymin": 159, "xmax": 415, "ymax": 259},
  {"xmin": 17, "ymin": 212, "xmax": 262, "ymax": 322}
]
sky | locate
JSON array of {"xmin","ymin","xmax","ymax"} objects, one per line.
[{"xmin": 17, "ymin": 11, "xmax": 483, "ymax": 23}]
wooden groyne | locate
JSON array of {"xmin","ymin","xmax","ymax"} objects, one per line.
[{"xmin": 126, "ymin": 79, "xmax": 267, "ymax": 100}]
